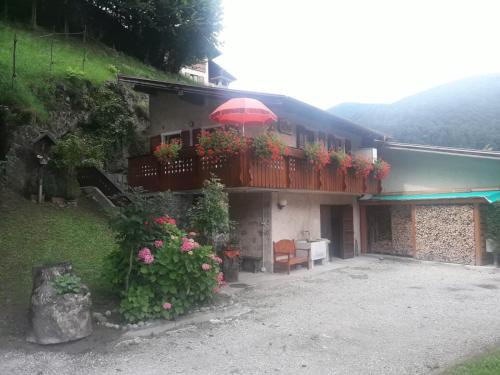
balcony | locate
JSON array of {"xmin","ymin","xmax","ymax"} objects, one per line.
[{"xmin": 128, "ymin": 147, "xmax": 382, "ymax": 194}]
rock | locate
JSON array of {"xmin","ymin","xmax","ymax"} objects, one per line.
[
  {"xmin": 92, "ymin": 312, "xmax": 107, "ymax": 324},
  {"xmin": 26, "ymin": 263, "xmax": 93, "ymax": 345},
  {"xmin": 105, "ymin": 310, "xmax": 112, "ymax": 317}
]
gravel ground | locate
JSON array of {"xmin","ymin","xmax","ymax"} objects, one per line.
[{"xmin": 2, "ymin": 256, "xmax": 500, "ymax": 375}]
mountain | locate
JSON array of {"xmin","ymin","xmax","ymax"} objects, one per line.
[{"xmin": 328, "ymin": 75, "xmax": 500, "ymax": 150}]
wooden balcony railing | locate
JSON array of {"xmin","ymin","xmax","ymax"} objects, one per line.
[{"xmin": 128, "ymin": 147, "xmax": 382, "ymax": 194}]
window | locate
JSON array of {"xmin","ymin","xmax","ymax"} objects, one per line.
[
  {"xmin": 296, "ymin": 126, "xmax": 315, "ymax": 149},
  {"xmin": 161, "ymin": 132, "xmax": 182, "ymax": 144}
]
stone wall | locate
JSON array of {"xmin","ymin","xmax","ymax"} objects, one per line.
[{"xmin": 415, "ymin": 204, "xmax": 475, "ymax": 265}]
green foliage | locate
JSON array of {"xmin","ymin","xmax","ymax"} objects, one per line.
[
  {"xmin": 486, "ymin": 204, "xmax": 500, "ymax": 252},
  {"xmin": 52, "ymin": 273, "xmax": 81, "ymax": 295},
  {"xmin": 0, "ymin": 21, "xmax": 189, "ymax": 119},
  {"xmin": 106, "ymin": 188, "xmax": 222, "ymax": 323},
  {"xmin": 189, "ymin": 176, "xmax": 232, "ymax": 250},
  {"xmin": 52, "ymin": 133, "xmax": 104, "ymax": 171},
  {"xmin": 252, "ymin": 130, "xmax": 287, "ymax": 161},
  {"xmin": 443, "ymin": 347, "xmax": 500, "ymax": 375}
]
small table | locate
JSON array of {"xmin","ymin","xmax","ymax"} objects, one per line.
[{"xmin": 295, "ymin": 240, "xmax": 329, "ymax": 268}]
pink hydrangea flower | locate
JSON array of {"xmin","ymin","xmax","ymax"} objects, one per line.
[
  {"xmin": 211, "ymin": 254, "xmax": 223, "ymax": 264},
  {"xmin": 154, "ymin": 240, "xmax": 164, "ymax": 248},
  {"xmin": 154, "ymin": 215, "xmax": 177, "ymax": 226},
  {"xmin": 188, "ymin": 231, "xmax": 197, "ymax": 237},
  {"xmin": 180, "ymin": 237, "xmax": 200, "ymax": 252},
  {"xmin": 217, "ymin": 272, "xmax": 224, "ymax": 283},
  {"xmin": 162, "ymin": 302, "xmax": 172, "ymax": 310},
  {"xmin": 212, "ymin": 287, "xmax": 220, "ymax": 294},
  {"xmin": 138, "ymin": 247, "xmax": 154, "ymax": 264},
  {"xmin": 202, "ymin": 263, "xmax": 211, "ymax": 271}
]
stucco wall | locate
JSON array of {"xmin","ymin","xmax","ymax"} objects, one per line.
[
  {"xmin": 229, "ymin": 192, "xmax": 273, "ymax": 271},
  {"xmin": 379, "ymin": 148, "xmax": 500, "ymax": 193},
  {"xmin": 148, "ymin": 91, "xmax": 363, "ymax": 150},
  {"xmin": 415, "ymin": 204, "xmax": 475, "ymax": 264},
  {"xmin": 270, "ymin": 192, "xmax": 359, "ymax": 251}
]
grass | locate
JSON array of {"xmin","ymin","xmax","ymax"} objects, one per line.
[
  {"xmin": 443, "ymin": 348, "xmax": 500, "ymax": 375},
  {"xmin": 0, "ymin": 189, "xmax": 118, "ymax": 335},
  {"xmin": 0, "ymin": 21, "xmax": 190, "ymax": 118}
]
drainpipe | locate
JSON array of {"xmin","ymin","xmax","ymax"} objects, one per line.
[{"xmin": 261, "ymin": 192, "xmax": 267, "ymax": 272}]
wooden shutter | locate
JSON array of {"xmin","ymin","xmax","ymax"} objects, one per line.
[
  {"xmin": 149, "ymin": 135, "xmax": 162, "ymax": 153},
  {"xmin": 341, "ymin": 206, "xmax": 354, "ymax": 259},
  {"xmin": 345, "ymin": 139, "xmax": 352, "ymax": 154},
  {"xmin": 181, "ymin": 130, "xmax": 191, "ymax": 146}
]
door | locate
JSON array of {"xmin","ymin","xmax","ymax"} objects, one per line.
[
  {"xmin": 341, "ymin": 205, "xmax": 354, "ymax": 259},
  {"xmin": 320, "ymin": 205, "xmax": 333, "ymax": 258}
]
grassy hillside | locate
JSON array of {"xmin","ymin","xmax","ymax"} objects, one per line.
[
  {"xmin": 329, "ymin": 75, "xmax": 500, "ymax": 150},
  {"xmin": 0, "ymin": 21, "xmax": 189, "ymax": 119},
  {"xmin": 0, "ymin": 189, "xmax": 118, "ymax": 336}
]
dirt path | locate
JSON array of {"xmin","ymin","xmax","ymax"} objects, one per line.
[{"xmin": 2, "ymin": 256, "xmax": 500, "ymax": 374}]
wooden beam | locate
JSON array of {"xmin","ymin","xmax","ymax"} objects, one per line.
[
  {"xmin": 360, "ymin": 205, "xmax": 368, "ymax": 254},
  {"xmin": 411, "ymin": 205, "xmax": 417, "ymax": 257},
  {"xmin": 473, "ymin": 204, "xmax": 483, "ymax": 266},
  {"xmin": 359, "ymin": 198, "xmax": 485, "ymax": 206}
]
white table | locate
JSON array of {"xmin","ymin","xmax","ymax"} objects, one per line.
[{"xmin": 295, "ymin": 240, "xmax": 329, "ymax": 268}]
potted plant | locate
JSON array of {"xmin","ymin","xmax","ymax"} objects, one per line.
[
  {"xmin": 153, "ymin": 139, "xmax": 182, "ymax": 164},
  {"xmin": 486, "ymin": 204, "xmax": 500, "ymax": 267},
  {"xmin": 195, "ymin": 127, "xmax": 247, "ymax": 160},
  {"xmin": 252, "ymin": 130, "xmax": 288, "ymax": 162},
  {"xmin": 372, "ymin": 159, "xmax": 391, "ymax": 180},
  {"xmin": 304, "ymin": 143, "xmax": 330, "ymax": 170},
  {"xmin": 330, "ymin": 150, "xmax": 352, "ymax": 175},
  {"xmin": 351, "ymin": 155, "xmax": 374, "ymax": 178}
]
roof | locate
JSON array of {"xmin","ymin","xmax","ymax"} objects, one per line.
[
  {"xmin": 361, "ymin": 190, "xmax": 500, "ymax": 204},
  {"xmin": 378, "ymin": 141, "xmax": 500, "ymax": 160},
  {"xmin": 117, "ymin": 75, "xmax": 384, "ymax": 140},
  {"xmin": 208, "ymin": 60, "xmax": 236, "ymax": 83}
]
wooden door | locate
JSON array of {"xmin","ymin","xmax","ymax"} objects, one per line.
[{"xmin": 341, "ymin": 205, "xmax": 354, "ymax": 258}]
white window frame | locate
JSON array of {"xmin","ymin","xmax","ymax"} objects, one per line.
[{"xmin": 161, "ymin": 131, "xmax": 182, "ymax": 144}]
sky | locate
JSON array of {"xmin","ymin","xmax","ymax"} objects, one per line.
[{"xmin": 214, "ymin": 0, "xmax": 500, "ymax": 109}]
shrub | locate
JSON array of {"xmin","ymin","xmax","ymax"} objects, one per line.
[
  {"xmin": 189, "ymin": 176, "xmax": 233, "ymax": 252},
  {"xmin": 252, "ymin": 131, "xmax": 288, "ymax": 162},
  {"xmin": 330, "ymin": 151, "xmax": 352, "ymax": 175},
  {"xmin": 106, "ymin": 189, "xmax": 224, "ymax": 322},
  {"xmin": 52, "ymin": 273, "xmax": 81, "ymax": 295},
  {"xmin": 195, "ymin": 127, "xmax": 247, "ymax": 158},
  {"xmin": 153, "ymin": 139, "xmax": 183, "ymax": 164},
  {"xmin": 304, "ymin": 143, "xmax": 330, "ymax": 170},
  {"xmin": 351, "ymin": 156, "xmax": 374, "ymax": 178},
  {"xmin": 372, "ymin": 159, "xmax": 391, "ymax": 180}
]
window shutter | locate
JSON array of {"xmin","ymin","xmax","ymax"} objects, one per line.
[
  {"xmin": 345, "ymin": 139, "xmax": 352, "ymax": 154},
  {"xmin": 150, "ymin": 135, "xmax": 162, "ymax": 153},
  {"xmin": 181, "ymin": 130, "xmax": 191, "ymax": 146}
]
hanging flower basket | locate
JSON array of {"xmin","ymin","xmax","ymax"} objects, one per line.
[
  {"xmin": 252, "ymin": 131, "xmax": 288, "ymax": 162},
  {"xmin": 372, "ymin": 159, "xmax": 391, "ymax": 180},
  {"xmin": 153, "ymin": 139, "xmax": 182, "ymax": 164},
  {"xmin": 330, "ymin": 150, "xmax": 352, "ymax": 175},
  {"xmin": 195, "ymin": 128, "xmax": 247, "ymax": 159},
  {"xmin": 351, "ymin": 156, "xmax": 374, "ymax": 178},
  {"xmin": 304, "ymin": 143, "xmax": 330, "ymax": 170}
]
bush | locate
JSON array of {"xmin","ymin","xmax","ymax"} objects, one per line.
[
  {"xmin": 106, "ymin": 189, "xmax": 224, "ymax": 322},
  {"xmin": 52, "ymin": 273, "xmax": 81, "ymax": 295}
]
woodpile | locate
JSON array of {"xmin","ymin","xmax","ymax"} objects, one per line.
[
  {"xmin": 391, "ymin": 206, "xmax": 412, "ymax": 255},
  {"xmin": 415, "ymin": 204, "xmax": 475, "ymax": 265}
]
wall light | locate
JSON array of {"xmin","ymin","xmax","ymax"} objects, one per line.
[{"xmin": 277, "ymin": 198, "xmax": 288, "ymax": 210}]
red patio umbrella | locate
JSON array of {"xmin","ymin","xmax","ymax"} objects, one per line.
[{"xmin": 209, "ymin": 98, "xmax": 277, "ymax": 134}]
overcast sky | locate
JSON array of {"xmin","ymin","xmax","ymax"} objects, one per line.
[{"xmin": 214, "ymin": 0, "xmax": 500, "ymax": 109}]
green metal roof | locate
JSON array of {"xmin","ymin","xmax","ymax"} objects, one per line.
[{"xmin": 362, "ymin": 190, "xmax": 500, "ymax": 204}]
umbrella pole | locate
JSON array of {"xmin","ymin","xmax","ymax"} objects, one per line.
[{"xmin": 242, "ymin": 123, "xmax": 245, "ymax": 136}]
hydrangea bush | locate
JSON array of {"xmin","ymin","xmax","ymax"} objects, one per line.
[{"xmin": 106, "ymin": 190, "xmax": 224, "ymax": 323}]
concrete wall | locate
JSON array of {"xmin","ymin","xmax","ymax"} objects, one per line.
[
  {"xmin": 270, "ymin": 192, "xmax": 360, "ymax": 254},
  {"xmin": 229, "ymin": 192, "xmax": 273, "ymax": 271},
  {"xmin": 415, "ymin": 204, "xmax": 476, "ymax": 265},
  {"xmin": 148, "ymin": 91, "xmax": 363, "ymax": 150},
  {"xmin": 379, "ymin": 148, "xmax": 500, "ymax": 193}
]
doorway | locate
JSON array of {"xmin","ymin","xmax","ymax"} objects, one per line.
[{"xmin": 320, "ymin": 205, "xmax": 354, "ymax": 259}]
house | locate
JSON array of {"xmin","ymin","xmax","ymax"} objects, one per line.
[
  {"xmin": 180, "ymin": 59, "xmax": 236, "ymax": 88},
  {"xmin": 119, "ymin": 75, "xmax": 500, "ymax": 270}
]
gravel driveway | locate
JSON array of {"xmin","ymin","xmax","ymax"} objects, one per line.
[{"xmin": 2, "ymin": 256, "xmax": 500, "ymax": 375}]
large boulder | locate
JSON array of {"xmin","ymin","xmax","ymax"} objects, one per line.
[{"xmin": 26, "ymin": 262, "xmax": 93, "ymax": 344}]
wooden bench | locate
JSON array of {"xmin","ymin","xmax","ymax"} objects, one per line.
[{"xmin": 273, "ymin": 239, "xmax": 310, "ymax": 275}]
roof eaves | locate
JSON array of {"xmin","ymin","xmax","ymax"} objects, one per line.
[{"xmin": 379, "ymin": 141, "xmax": 500, "ymax": 159}]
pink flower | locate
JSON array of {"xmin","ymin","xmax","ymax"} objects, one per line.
[
  {"xmin": 138, "ymin": 247, "xmax": 154, "ymax": 264},
  {"xmin": 202, "ymin": 263, "xmax": 211, "ymax": 271},
  {"xmin": 166, "ymin": 217, "xmax": 176, "ymax": 225},
  {"xmin": 188, "ymin": 231, "xmax": 197, "ymax": 237},
  {"xmin": 180, "ymin": 237, "xmax": 200, "ymax": 252},
  {"xmin": 217, "ymin": 272, "xmax": 224, "ymax": 283},
  {"xmin": 154, "ymin": 240, "xmax": 164, "ymax": 248},
  {"xmin": 154, "ymin": 215, "xmax": 176, "ymax": 226},
  {"xmin": 211, "ymin": 255, "xmax": 223, "ymax": 264},
  {"xmin": 162, "ymin": 302, "xmax": 172, "ymax": 310},
  {"xmin": 212, "ymin": 287, "xmax": 220, "ymax": 293}
]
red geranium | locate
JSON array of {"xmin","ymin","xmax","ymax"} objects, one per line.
[
  {"xmin": 252, "ymin": 131, "xmax": 288, "ymax": 162},
  {"xmin": 304, "ymin": 143, "xmax": 330, "ymax": 170},
  {"xmin": 153, "ymin": 139, "xmax": 182, "ymax": 164},
  {"xmin": 372, "ymin": 159, "xmax": 391, "ymax": 180},
  {"xmin": 351, "ymin": 156, "xmax": 374, "ymax": 178},
  {"xmin": 330, "ymin": 150, "xmax": 352, "ymax": 175}
]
